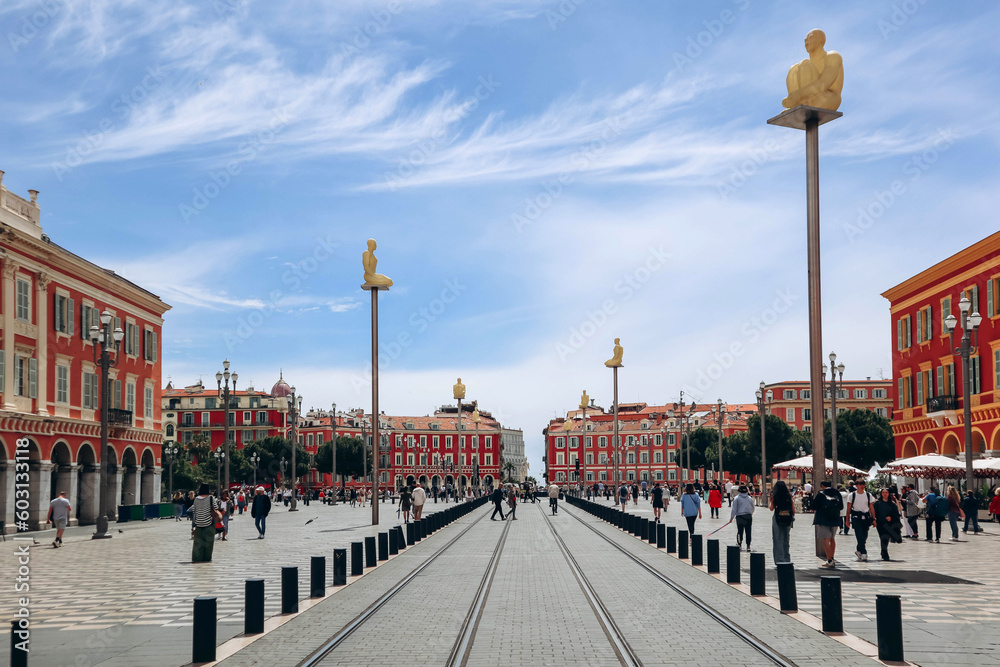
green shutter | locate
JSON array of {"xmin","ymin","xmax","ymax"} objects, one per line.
[
  {"xmin": 897, "ymin": 378, "xmax": 904, "ymax": 409},
  {"xmin": 83, "ymin": 372, "xmax": 91, "ymax": 409},
  {"xmin": 916, "ymin": 372, "xmax": 923, "ymax": 406},
  {"xmin": 67, "ymin": 298, "xmax": 74, "ymax": 337},
  {"xmin": 152, "ymin": 331, "xmax": 158, "ymax": 361},
  {"xmin": 0, "ymin": 350, "xmax": 4, "ymax": 393},
  {"xmin": 916, "ymin": 310, "xmax": 923, "ymax": 343},
  {"xmin": 897, "ymin": 319, "xmax": 902, "ymax": 351},
  {"xmin": 937, "ymin": 366, "xmax": 944, "ymax": 397},
  {"xmin": 28, "ymin": 358, "xmax": 37, "ymax": 399},
  {"xmin": 926, "ymin": 305, "xmax": 932, "ymax": 340},
  {"xmin": 989, "ymin": 279, "xmax": 996, "ymax": 318},
  {"xmin": 995, "ymin": 350, "xmax": 1000, "ymax": 391}
]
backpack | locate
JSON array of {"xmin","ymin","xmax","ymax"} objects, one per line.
[
  {"xmin": 933, "ymin": 496, "xmax": 950, "ymax": 519},
  {"xmin": 819, "ymin": 492, "xmax": 841, "ymax": 523},
  {"xmin": 775, "ymin": 504, "xmax": 794, "ymax": 526}
]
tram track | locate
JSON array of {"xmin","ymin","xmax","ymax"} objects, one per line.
[
  {"xmin": 555, "ymin": 501, "xmax": 797, "ymax": 667},
  {"xmin": 297, "ymin": 507, "xmax": 511, "ymax": 667}
]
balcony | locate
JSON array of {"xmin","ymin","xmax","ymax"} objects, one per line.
[
  {"xmin": 926, "ymin": 394, "xmax": 959, "ymax": 427},
  {"xmin": 109, "ymin": 408, "xmax": 133, "ymax": 427}
]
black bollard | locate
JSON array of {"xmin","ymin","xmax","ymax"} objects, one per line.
[
  {"xmin": 707, "ymin": 539, "xmax": 720, "ymax": 573},
  {"xmin": 389, "ymin": 527, "xmax": 399, "ymax": 555},
  {"xmin": 192, "ymin": 596, "xmax": 217, "ymax": 663},
  {"xmin": 666, "ymin": 526, "xmax": 676, "ymax": 553},
  {"xmin": 415, "ymin": 519, "xmax": 423, "ymax": 541},
  {"xmin": 422, "ymin": 517, "xmax": 429, "ymax": 538},
  {"xmin": 351, "ymin": 541, "xmax": 363, "ymax": 576},
  {"xmin": 820, "ymin": 576, "xmax": 843, "ymax": 633},
  {"xmin": 876, "ymin": 595, "xmax": 904, "ymax": 662},
  {"xmin": 640, "ymin": 518, "xmax": 648, "ymax": 539},
  {"xmin": 691, "ymin": 534, "xmax": 703, "ymax": 566},
  {"xmin": 281, "ymin": 566, "xmax": 298, "ymax": 613},
  {"xmin": 378, "ymin": 532, "xmax": 389, "ymax": 561},
  {"xmin": 406, "ymin": 522, "xmax": 415, "ymax": 545},
  {"xmin": 726, "ymin": 546, "xmax": 740, "ymax": 584},
  {"xmin": 311, "ymin": 556, "xmax": 326, "ymax": 598},
  {"xmin": 11, "ymin": 620, "xmax": 27, "ymax": 667},
  {"xmin": 333, "ymin": 548, "xmax": 347, "ymax": 586},
  {"xmin": 396, "ymin": 525, "xmax": 406, "ymax": 550},
  {"xmin": 678, "ymin": 531, "xmax": 689, "ymax": 559},
  {"xmin": 243, "ymin": 579, "xmax": 264, "ymax": 635},
  {"xmin": 776, "ymin": 562, "xmax": 798, "ymax": 612},
  {"xmin": 365, "ymin": 536, "xmax": 377, "ymax": 568},
  {"xmin": 657, "ymin": 523, "xmax": 666, "ymax": 549},
  {"xmin": 750, "ymin": 553, "xmax": 765, "ymax": 596}
]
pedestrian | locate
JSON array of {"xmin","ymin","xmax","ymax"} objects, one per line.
[
  {"xmin": 618, "ymin": 483, "xmax": 628, "ymax": 511},
  {"xmin": 507, "ymin": 484, "xmax": 518, "ymax": 520},
  {"xmin": 548, "ymin": 481, "xmax": 560, "ymax": 515},
  {"xmin": 923, "ymin": 486, "xmax": 945, "ymax": 542},
  {"xmin": 641, "ymin": 479, "xmax": 647, "ymax": 500},
  {"xmin": 183, "ymin": 490, "xmax": 195, "ymax": 519},
  {"xmin": 399, "ymin": 486, "xmax": 413, "ymax": 523},
  {"xmin": 219, "ymin": 490, "xmax": 232, "ymax": 541},
  {"xmin": 349, "ymin": 487, "xmax": 357, "ymax": 507},
  {"xmin": 191, "ymin": 484, "xmax": 222, "ymax": 562},
  {"xmin": 769, "ymin": 480, "xmax": 794, "ymax": 564},
  {"xmin": 845, "ymin": 479, "xmax": 875, "ymax": 562},
  {"xmin": 731, "ymin": 485, "xmax": 755, "ymax": 551},
  {"xmin": 237, "ymin": 490, "xmax": 246, "ymax": 515},
  {"xmin": 946, "ymin": 485, "xmax": 964, "ymax": 540},
  {"xmin": 990, "ymin": 488, "xmax": 1000, "ymax": 522},
  {"xmin": 488, "ymin": 484, "xmax": 506, "ymax": 520},
  {"xmin": 813, "ymin": 481, "xmax": 843, "ymax": 568},
  {"xmin": 680, "ymin": 484, "xmax": 702, "ymax": 536},
  {"xmin": 250, "ymin": 486, "xmax": 271, "ymax": 539},
  {"xmin": 724, "ymin": 479, "xmax": 734, "ymax": 507},
  {"xmin": 651, "ymin": 482, "xmax": 665, "ymax": 523},
  {"xmin": 412, "ymin": 484, "xmax": 427, "ymax": 520},
  {"xmin": 873, "ymin": 487, "xmax": 902, "ymax": 561},
  {"xmin": 172, "ymin": 491, "xmax": 185, "ymax": 521},
  {"xmin": 631, "ymin": 482, "xmax": 639, "ymax": 506},
  {"xmin": 46, "ymin": 491, "xmax": 71, "ymax": 548},
  {"xmin": 838, "ymin": 485, "xmax": 849, "ymax": 534},
  {"xmin": 708, "ymin": 484, "xmax": 722, "ymax": 519},
  {"xmin": 962, "ymin": 490, "xmax": 982, "ymax": 534},
  {"xmin": 902, "ymin": 484, "xmax": 921, "ymax": 539}
]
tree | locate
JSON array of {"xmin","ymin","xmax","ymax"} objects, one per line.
[
  {"xmin": 243, "ymin": 437, "xmax": 308, "ymax": 488},
  {"xmin": 185, "ymin": 433, "xmax": 211, "ymax": 464},
  {"xmin": 317, "ymin": 436, "xmax": 368, "ymax": 490},
  {"xmin": 502, "ymin": 460, "xmax": 517, "ymax": 482},
  {"xmin": 823, "ymin": 408, "xmax": 894, "ymax": 470},
  {"xmin": 720, "ymin": 415, "xmax": 800, "ymax": 481},
  {"xmin": 684, "ymin": 427, "xmax": 719, "ymax": 472}
]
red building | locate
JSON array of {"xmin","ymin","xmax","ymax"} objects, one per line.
[
  {"xmin": 762, "ymin": 379, "xmax": 892, "ymax": 432},
  {"xmin": 882, "ymin": 231, "xmax": 1000, "ymax": 459},
  {"xmin": 1, "ymin": 173, "xmax": 169, "ymax": 530}
]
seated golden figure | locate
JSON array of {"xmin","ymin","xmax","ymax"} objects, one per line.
[
  {"xmin": 580, "ymin": 390, "xmax": 590, "ymax": 410},
  {"xmin": 362, "ymin": 239, "xmax": 393, "ymax": 288},
  {"xmin": 453, "ymin": 378, "xmax": 466, "ymax": 400},
  {"xmin": 605, "ymin": 338, "xmax": 624, "ymax": 368},
  {"xmin": 782, "ymin": 29, "xmax": 843, "ymax": 112}
]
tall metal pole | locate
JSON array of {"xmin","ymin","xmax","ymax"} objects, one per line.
[
  {"xmin": 962, "ymin": 334, "xmax": 974, "ymax": 491},
  {"xmin": 289, "ymin": 394, "xmax": 299, "ymax": 511},
  {"xmin": 716, "ymin": 400, "xmax": 724, "ymax": 485},
  {"xmin": 805, "ymin": 116, "xmax": 827, "ymax": 491},
  {"xmin": 759, "ymin": 393, "xmax": 766, "ymax": 501},
  {"xmin": 371, "ymin": 288, "xmax": 380, "ymax": 525},
  {"xmin": 224, "ymin": 386, "xmax": 230, "ymax": 492},
  {"xmin": 828, "ymin": 359, "xmax": 840, "ymax": 487},
  {"xmin": 91, "ymin": 312, "xmax": 119, "ymax": 540},
  {"xmin": 331, "ymin": 403, "xmax": 338, "ymax": 505},
  {"xmin": 612, "ymin": 366, "xmax": 619, "ymax": 488},
  {"xmin": 457, "ymin": 397, "xmax": 463, "ymax": 499},
  {"xmin": 581, "ymin": 397, "xmax": 587, "ymax": 493}
]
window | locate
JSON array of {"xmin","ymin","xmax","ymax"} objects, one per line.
[
  {"xmin": 972, "ymin": 356, "xmax": 982, "ymax": 394},
  {"xmin": 875, "ymin": 407, "xmax": 887, "ymax": 418},
  {"xmin": 801, "ymin": 389, "xmax": 810, "ymax": 399},
  {"xmin": 962, "ymin": 285, "xmax": 980, "ymax": 315},
  {"xmin": 555, "ymin": 437, "xmax": 565, "ymax": 448},
  {"xmin": 143, "ymin": 328, "xmax": 157, "ymax": 361},
  {"xmin": 556, "ymin": 453, "xmax": 564, "ymax": 465},
  {"xmin": 873, "ymin": 388, "xmax": 886, "ymax": 399},
  {"xmin": 13, "ymin": 355, "xmax": 36, "ymax": 398},
  {"xmin": 145, "ymin": 386, "xmax": 153, "ymax": 418},
  {"xmin": 204, "ymin": 397, "xmax": 216, "ymax": 409},
  {"xmin": 257, "ymin": 411, "xmax": 267, "ymax": 425},
  {"xmin": 56, "ymin": 365, "xmax": 69, "ymax": 403},
  {"xmin": 916, "ymin": 305, "xmax": 932, "ymax": 342},
  {"xmin": 803, "ymin": 408, "xmax": 812, "ymax": 421},
  {"xmin": 166, "ymin": 424, "xmax": 175, "ymax": 438},
  {"xmin": 201, "ymin": 412, "xmax": 210, "ymax": 427},
  {"xmin": 668, "ymin": 451, "xmax": 676, "ymax": 463},
  {"xmin": 783, "ymin": 389, "xmax": 795, "ymax": 399},
  {"xmin": 182, "ymin": 412, "xmax": 194, "ymax": 426},
  {"xmin": 16, "ymin": 279, "xmax": 30, "ymax": 321},
  {"xmin": 990, "ymin": 277, "xmax": 1000, "ymax": 318},
  {"xmin": 785, "ymin": 408, "xmax": 795, "ymax": 421},
  {"xmin": 446, "ymin": 435, "xmax": 452, "ymax": 448},
  {"xmin": 126, "ymin": 383, "xmax": 135, "ymax": 413},
  {"xmin": 83, "ymin": 372, "xmax": 100, "ymax": 410},
  {"xmin": 585, "ymin": 453, "xmax": 593, "ymax": 465},
  {"xmin": 916, "ymin": 372, "xmax": 924, "ymax": 406},
  {"xmin": 243, "ymin": 411, "xmax": 251, "ymax": 423},
  {"xmin": 640, "ymin": 452, "xmax": 648, "ymax": 464},
  {"xmin": 897, "ymin": 376, "xmax": 913, "ymax": 409},
  {"xmin": 80, "ymin": 303, "xmax": 98, "ymax": 340},
  {"xmin": 668, "ymin": 433, "xmax": 676, "ymax": 445},
  {"xmin": 114, "ymin": 380, "xmax": 122, "ymax": 408},
  {"xmin": 395, "ymin": 454, "xmax": 402, "ymax": 466},
  {"xmin": 897, "ymin": 315, "xmax": 912, "ymax": 350},
  {"xmin": 655, "ymin": 471, "xmax": 663, "ymax": 481},
  {"xmin": 256, "ymin": 429, "xmax": 268, "ymax": 440},
  {"xmin": 485, "ymin": 454, "xmax": 492, "ymax": 465},
  {"xmin": 668, "ymin": 470, "xmax": 677, "ymax": 481},
  {"xmin": 407, "ymin": 453, "xmax": 414, "ymax": 465},
  {"xmin": 599, "ymin": 436, "xmax": 607, "ymax": 447},
  {"xmin": 654, "ymin": 451, "xmax": 662, "ymax": 463},
  {"xmin": 54, "ymin": 294, "xmax": 74, "ymax": 335}
]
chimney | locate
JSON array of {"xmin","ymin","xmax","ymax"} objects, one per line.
[
  {"xmin": 28, "ymin": 189, "xmax": 38, "ymax": 205},
  {"xmin": 0, "ymin": 170, "xmax": 5, "ymax": 187},
  {"xmin": 866, "ymin": 376, "xmax": 871, "ymax": 381}
]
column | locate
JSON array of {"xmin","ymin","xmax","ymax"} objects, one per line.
[
  {"xmin": 56, "ymin": 464, "xmax": 79, "ymax": 526},
  {"xmin": 31, "ymin": 461, "xmax": 54, "ymax": 529},
  {"xmin": 106, "ymin": 466, "xmax": 123, "ymax": 519},
  {"xmin": 34, "ymin": 271, "xmax": 49, "ymax": 415},
  {"xmin": 2, "ymin": 260, "xmax": 17, "ymax": 409},
  {"xmin": 77, "ymin": 464, "xmax": 99, "ymax": 525},
  {"xmin": 2, "ymin": 460, "xmax": 13, "ymax": 534},
  {"xmin": 149, "ymin": 465, "xmax": 161, "ymax": 503}
]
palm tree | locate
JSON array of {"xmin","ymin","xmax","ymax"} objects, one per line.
[{"xmin": 503, "ymin": 460, "xmax": 517, "ymax": 482}]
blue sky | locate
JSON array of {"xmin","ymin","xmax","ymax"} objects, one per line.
[{"xmin": 2, "ymin": 0, "xmax": 998, "ymax": 475}]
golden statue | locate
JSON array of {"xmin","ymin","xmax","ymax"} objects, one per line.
[
  {"xmin": 580, "ymin": 390, "xmax": 590, "ymax": 410},
  {"xmin": 605, "ymin": 338, "xmax": 623, "ymax": 368},
  {"xmin": 362, "ymin": 239, "xmax": 393, "ymax": 288},
  {"xmin": 453, "ymin": 378, "xmax": 466, "ymax": 400},
  {"xmin": 472, "ymin": 408, "xmax": 481, "ymax": 423},
  {"xmin": 782, "ymin": 29, "xmax": 843, "ymax": 111}
]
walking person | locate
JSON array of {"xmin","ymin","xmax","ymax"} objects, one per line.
[
  {"xmin": 923, "ymin": 486, "xmax": 945, "ymax": 542},
  {"xmin": 651, "ymin": 482, "xmax": 665, "ymax": 523},
  {"xmin": 548, "ymin": 481, "xmax": 560, "ymax": 515},
  {"xmin": 962, "ymin": 490, "xmax": 982, "ymax": 534},
  {"xmin": 680, "ymin": 484, "xmax": 702, "ymax": 536},
  {"xmin": 708, "ymin": 484, "xmax": 722, "ymax": 519},
  {"xmin": 724, "ymin": 480, "xmax": 734, "ymax": 507},
  {"xmin": 237, "ymin": 490, "xmax": 247, "ymax": 515},
  {"xmin": 412, "ymin": 484, "xmax": 427, "ymax": 521},
  {"xmin": 400, "ymin": 485, "xmax": 413, "ymax": 523},
  {"xmin": 873, "ymin": 487, "xmax": 902, "ymax": 561},
  {"xmin": 838, "ymin": 485, "xmax": 849, "ymax": 534},
  {"xmin": 990, "ymin": 488, "xmax": 1000, "ymax": 523},
  {"xmin": 507, "ymin": 484, "xmax": 518, "ymax": 520},
  {"xmin": 813, "ymin": 481, "xmax": 843, "ymax": 568},
  {"xmin": 182, "ymin": 490, "xmax": 195, "ymax": 519},
  {"xmin": 618, "ymin": 483, "xmax": 628, "ymax": 512},
  {"xmin": 219, "ymin": 490, "xmax": 232, "ymax": 541},
  {"xmin": 845, "ymin": 480, "xmax": 875, "ymax": 562},
  {"xmin": 46, "ymin": 491, "xmax": 71, "ymax": 548},
  {"xmin": 172, "ymin": 491, "xmax": 185, "ymax": 521},
  {"xmin": 946, "ymin": 485, "xmax": 964, "ymax": 540},
  {"xmin": 769, "ymin": 480, "xmax": 794, "ymax": 564},
  {"xmin": 631, "ymin": 482, "xmax": 640, "ymax": 506},
  {"xmin": 250, "ymin": 486, "xmax": 271, "ymax": 539},
  {"xmin": 191, "ymin": 484, "xmax": 222, "ymax": 562},
  {"xmin": 490, "ymin": 485, "xmax": 506, "ymax": 520},
  {"xmin": 731, "ymin": 485, "xmax": 755, "ymax": 551},
  {"xmin": 902, "ymin": 484, "xmax": 921, "ymax": 539}
]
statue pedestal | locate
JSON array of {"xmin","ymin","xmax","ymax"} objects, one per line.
[{"xmin": 766, "ymin": 105, "xmax": 841, "ymax": 131}]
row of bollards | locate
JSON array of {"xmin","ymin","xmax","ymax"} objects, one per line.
[
  {"xmin": 187, "ymin": 496, "xmax": 489, "ymax": 663},
  {"xmin": 566, "ymin": 495, "xmax": 906, "ymax": 664}
]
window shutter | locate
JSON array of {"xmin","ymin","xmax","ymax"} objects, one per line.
[
  {"xmin": 28, "ymin": 358, "xmax": 37, "ymax": 399},
  {"xmin": 83, "ymin": 372, "xmax": 91, "ymax": 409},
  {"xmin": 897, "ymin": 319, "xmax": 902, "ymax": 351},
  {"xmin": 897, "ymin": 378, "xmax": 904, "ymax": 409},
  {"xmin": 943, "ymin": 297, "xmax": 951, "ymax": 330},
  {"xmin": 906, "ymin": 317, "xmax": 912, "ymax": 347},
  {"xmin": 973, "ymin": 285, "xmax": 980, "ymax": 313},
  {"xmin": 0, "ymin": 350, "xmax": 4, "ymax": 393},
  {"xmin": 115, "ymin": 379, "xmax": 122, "ymax": 408},
  {"xmin": 916, "ymin": 310, "xmax": 923, "ymax": 343},
  {"xmin": 53, "ymin": 295, "xmax": 61, "ymax": 332},
  {"xmin": 949, "ymin": 364, "xmax": 956, "ymax": 394},
  {"xmin": 989, "ymin": 279, "xmax": 995, "ymax": 318},
  {"xmin": 80, "ymin": 305, "xmax": 87, "ymax": 339},
  {"xmin": 67, "ymin": 298, "xmax": 74, "ymax": 337},
  {"xmin": 937, "ymin": 366, "xmax": 944, "ymax": 397},
  {"xmin": 975, "ymin": 356, "xmax": 982, "ymax": 394},
  {"xmin": 916, "ymin": 372, "xmax": 923, "ymax": 406},
  {"xmin": 995, "ymin": 349, "xmax": 1000, "ymax": 391},
  {"xmin": 925, "ymin": 305, "xmax": 932, "ymax": 340}
]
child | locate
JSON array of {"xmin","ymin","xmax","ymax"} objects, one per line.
[{"xmin": 989, "ymin": 489, "xmax": 1000, "ymax": 523}]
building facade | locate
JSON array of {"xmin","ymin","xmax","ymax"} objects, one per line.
[
  {"xmin": 762, "ymin": 379, "xmax": 892, "ymax": 432},
  {"xmin": 500, "ymin": 427, "xmax": 527, "ymax": 481},
  {"xmin": 882, "ymin": 231, "xmax": 1000, "ymax": 459},
  {"xmin": 1, "ymin": 172, "xmax": 169, "ymax": 531}
]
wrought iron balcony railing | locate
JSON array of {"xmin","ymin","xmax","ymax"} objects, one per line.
[
  {"xmin": 926, "ymin": 394, "xmax": 958, "ymax": 413},
  {"xmin": 109, "ymin": 408, "xmax": 133, "ymax": 426}
]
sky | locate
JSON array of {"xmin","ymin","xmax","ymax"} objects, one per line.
[{"xmin": 1, "ymin": 0, "xmax": 999, "ymax": 478}]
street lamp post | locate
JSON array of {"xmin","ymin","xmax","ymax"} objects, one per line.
[
  {"xmin": 715, "ymin": 399, "xmax": 725, "ymax": 485},
  {"xmin": 945, "ymin": 295, "xmax": 982, "ymax": 491},
  {"xmin": 454, "ymin": 379, "xmax": 466, "ymax": 500},
  {"xmin": 755, "ymin": 382, "xmax": 773, "ymax": 504},
  {"xmin": 214, "ymin": 449, "xmax": 226, "ymax": 495},
  {"xmin": 249, "ymin": 452, "xmax": 260, "ymax": 487},
  {"xmin": 823, "ymin": 353, "xmax": 845, "ymax": 486},
  {"xmin": 579, "ymin": 391, "xmax": 589, "ymax": 493},
  {"xmin": 360, "ymin": 417, "xmax": 370, "ymax": 497},
  {"xmin": 287, "ymin": 387, "xmax": 302, "ymax": 511},
  {"xmin": 330, "ymin": 403, "xmax": 338, "ymax": 505},
  {"xmin": 280, "ymin": 456, "xmax": 287, "ymax": 491},
  {"xmin": 90, "ymin": 309, "xmax": 123, "ymax": 540},
  {"xmin": 473, "ymin": 408, "xmax": 481, "ymax": 490},
  {"xmin": 215, "ymin": 361, "xmax": 238, "ymax": 494},
  {"xmin": 164, "ymin": 443, "xmax": 178, "ymax": 501}
]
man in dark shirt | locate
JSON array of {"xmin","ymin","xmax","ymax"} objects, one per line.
[
  {"xmin": 813, "ymin": 481, "xmax": 843, "ymax": 568},
  {"xmin": 490, "ymin": 486, "xmax": 506, "ymax": 521}
]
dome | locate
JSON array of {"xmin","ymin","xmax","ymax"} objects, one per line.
[{"xmin": 271, "ymin": 371, "xmax": 293, "ymax": 398}]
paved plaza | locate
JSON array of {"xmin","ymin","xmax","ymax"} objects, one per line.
[{"xmin": 4, "ymin": 493, "xmax": 999, "ymax": 666}]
